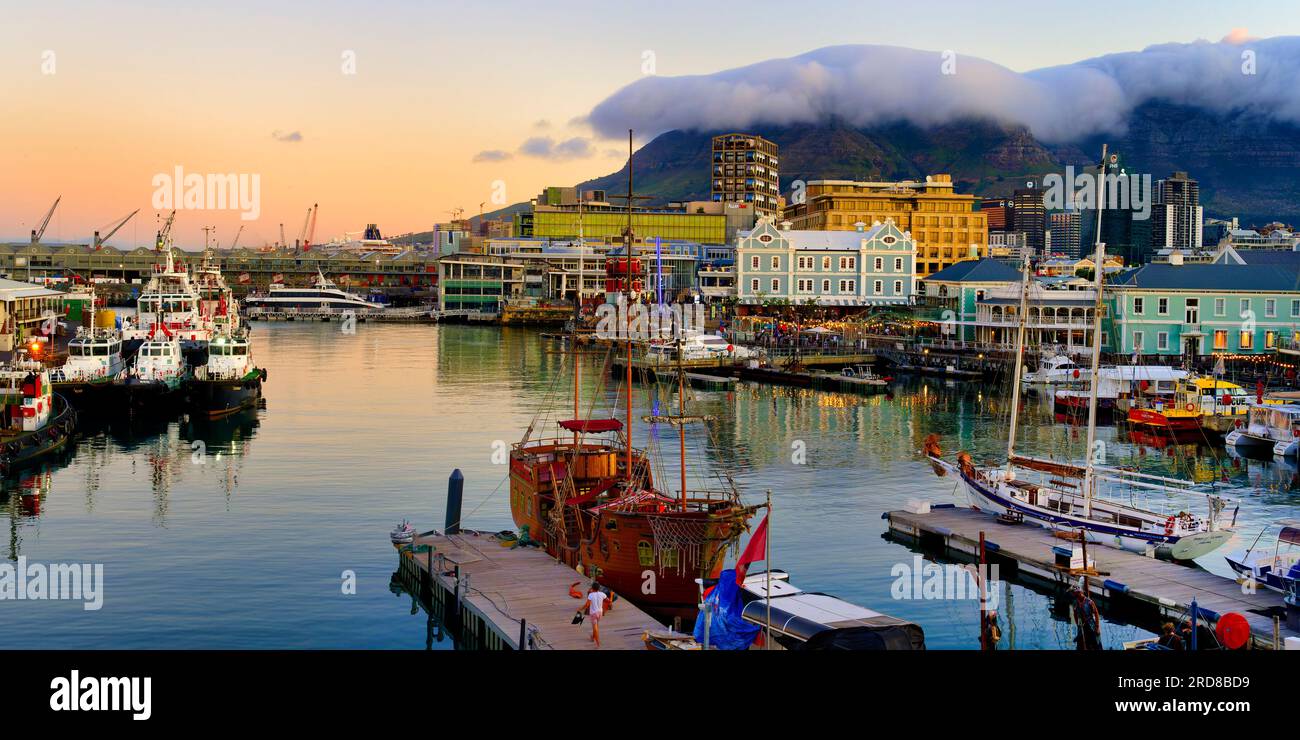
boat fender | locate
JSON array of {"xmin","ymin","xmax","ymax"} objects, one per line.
[
  {"xmin": 568, "ymin": 582, "xmax": 583, "ymax": 599},
  {"xmin": 1164, "ymin": 516, "xmax": 1176, "ymax": 536}
]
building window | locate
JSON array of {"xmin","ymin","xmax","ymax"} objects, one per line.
[
  {"xmin": 822, "ymin": 256, "xmax": 831, "ymax": 270},
  {"xmin": 1157, "ymin": 332, "xmax": 1168, "ymax": 351},
  {"xmin": 770, "ymin": 256, "xmax": 780, "ymax": 270},
  {"xmin": 771, "ymin": 278, "xmax": 780, "ymax": 292},
  {"xmin": 1215, "ymin": 297, "xmax": 1225, "ymax": 316},
  {"xmin": 1266, "ymin": 299, "xmax": 1276, "ymax": 317},
  {"xmin": 1157, "ymin": 298, "xmax": 1168, "ymax": 315},
  {"xmin": 750, "ymin": 255, "xmax": 759, "ymax": 270},
  {"xmin": 847, "ymin": 257, "xmax": 856, "ymax": 270},
  {"xmin": 750, "ymin": 278, "xmax": 759, "ymax": 292},
  {"xmin": 1240, "ymin": 298, "xmax": 1251, "ymax": 317},
  {"xmin": 822, "ymin": 279, "xmax": 830, "ymax": 292},
  {"xmin": 1292, "ymin": 299, "xmax": 1300, "ymax": 318},
  {"xmin": 797, "ymin": 278, "xmax": 812, "ymax": 293},
  {"xmin": 637, "ymin": 541, "xmax": 654, "ymax": 567},
  {"xmin": 1267, "ymin": 331, "xmax": 1278, "ymax": 349},
  {"xmin": 1133, "ymin": 297, "xmax": 1144, "ymax": 314},
  {"xmin": 1133, "ymin": 331, "xmax": 1144, "ymax": 351},
  {"xmin": 838, "ymin": 257, "xmax": 847, "ymax": 270},
  {"xmin": 874, "ymin": 257, "xmax": 883, "ymax": 271},
  {"xmin": 1240, "ymin": 331, "xmax": 1254, "ymax": 350},
  {"xmin": 873, "ymin": 280, "xmax": 883, "ymax": 294},
  {"xmin": 894, "ymin": 280, "xmax": 903, "ymax": 294},
  {"xmin": 894, "ymin": 258, "xmax": 903, "ymax": 271},
  {"xmin": 1213, "ymin": 330, "xmax": 1228, "ymax": 350}
]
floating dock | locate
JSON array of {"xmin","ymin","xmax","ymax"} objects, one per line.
[
  {"xmin": 392, "ymin": 529, "xmax": 668, "ymax": 650},
  {"xmin": 885, "ymin": 504, "xmax": 1299, "ymax": 649}
]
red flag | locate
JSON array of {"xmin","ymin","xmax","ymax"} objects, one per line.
[{"xmin": 734, "ymin": 513, "xmax": 769, "ymax": 585}]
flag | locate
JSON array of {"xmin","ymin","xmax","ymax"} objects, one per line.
[
  {"xmin": 734, "ymin": 513, "xmax": 769, "ymax": 585},
  {"xmin": 238, "ymin": 273, "xmax": 251, "ymax": 284},
  {"xmin": 272, "ymin": 273, "xmax": 283, "ymax": 283}
]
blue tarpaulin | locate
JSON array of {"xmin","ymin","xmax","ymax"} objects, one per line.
[{"xmin": 693, "ymin": 569, "xmax": 760, "ymax": 650}]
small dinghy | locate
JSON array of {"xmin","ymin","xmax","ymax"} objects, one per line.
[{"xmin": 390, "ymin": 519, "xmax": 416, "ymax": 545}]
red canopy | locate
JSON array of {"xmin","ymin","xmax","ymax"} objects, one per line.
[{"xmin": 558, "ymin": 419, "xmax": 623, "ymax": 433}]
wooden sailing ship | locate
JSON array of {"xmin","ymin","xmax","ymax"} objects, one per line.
[{"xmin": 509, "ymin": 130, "xmax": 755, "ymax": 625}]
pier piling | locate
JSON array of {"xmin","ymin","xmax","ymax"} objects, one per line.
[{"xmin": 445, "ymin": 469, "xmax": 464, "ymax": 534}]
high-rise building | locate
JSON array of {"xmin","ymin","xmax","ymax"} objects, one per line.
[
  {"xmin": 1151, "ymin": 171, "xmax": 1203, "ymax": 251},
  {"xmin": 1011, "ymin": 188, "xmax": 1046, "ymax": 255},
  {"xmin": 1048, "ymin": 210, "xmax": 1082, "ymax": 258},
  {"xmin": 781, "ymin": 175, "xmax": 988, "ymax": 277},
  {"xmin": 980, "ymin": 199, "xmax": 1011, "ymax": 231},
  {"xmin": 711, "ymin": 133, "xmax": 780, "ymax": 220},
  {"xmin": 1077, "ymin": 151, "xmax": 1152, "ymax": 265}
]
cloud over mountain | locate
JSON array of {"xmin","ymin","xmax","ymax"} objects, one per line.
[{"xmin": 587, "ymin": 36, "xmax": 1299, "ymax": 144}]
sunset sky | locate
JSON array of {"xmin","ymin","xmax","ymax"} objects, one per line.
[{"xmin": 3, "ymin": 0, "xmax": 1297, "ymax": 248}]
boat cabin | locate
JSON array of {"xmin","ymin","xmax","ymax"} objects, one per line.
[
  {"xmin": 0, "ymin": 366, "xmax": 53, "ymax": 433},
  {"xmin": 736, "ymin": 571, "xmax": 925, "ymax": 650}
]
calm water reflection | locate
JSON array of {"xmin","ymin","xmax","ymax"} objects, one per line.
[{"xmin": 3, "ymin": 323, "xmax": 1296, "ymax": 649}]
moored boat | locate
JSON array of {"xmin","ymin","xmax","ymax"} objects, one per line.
[
  {"xmin": 187, "ymin": 331, "xmax": 264, "ymax": 419},
  {"xmin": 1127, "ymin": 376, "xmax": 1251, "ymax": 433},
  {"xmin": 1225, "ymin": 519, "xmax": 1300, "ymax": 594},
  {"xmin": 50, "ymin": 327, "xmax": 125, "ymax": 409},
  {"xmin": 115, "ymin": 335, "xmax": 188, "ymax": 411},
  {"xmin": 1224, "ymin": 403, "xmax": 1300, "ymax": 456},
  {"xmin": 0, "ymin": 362, "xmax": 77, "ymax": 474}
]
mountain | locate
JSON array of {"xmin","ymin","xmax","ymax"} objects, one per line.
[{"xmin": 484, "ymin": 102, "xmax": 1300, "ymax": 227}]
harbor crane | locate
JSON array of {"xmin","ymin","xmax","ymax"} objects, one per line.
[
  {"xmin": 31, "ymin": 196, "xmax": 61, "ymax": 244},
  {"xmin": 93, "ymin": 209, "xmax": 140, "ymax": 250},
  {"xmin": 229, "ymin": 224, "xmax": 245, "ymax": 250},
  {"xmin": 155, "ymin": 210, "xmax": 177, "ymax": 249},
  {"xmin": 295, "ymin": 204, "xmax": 318, "ymax": 251}
]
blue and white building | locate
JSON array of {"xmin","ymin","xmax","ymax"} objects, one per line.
[{"xmin": 735, "ymin": 219, "xmax": 916, "ymax": 311}]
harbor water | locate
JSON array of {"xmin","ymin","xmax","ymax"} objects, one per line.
[{"xmin": 4, "ymin": 323, "xmax": 1297, "ymax": 649}]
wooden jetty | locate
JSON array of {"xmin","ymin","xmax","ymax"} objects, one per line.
[
  {"xmin": 885, "ymin": 504, "xmax": 1299, "ymax": 649},
  {"xmin": 392, "ymin": 529, "xmax": 669, "ymax": 650}
]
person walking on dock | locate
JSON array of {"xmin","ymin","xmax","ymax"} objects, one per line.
[
  {"xmin": 1069, "ymin": 585, "xmax": 1102, "ymax": 650},
  {"xmin": 576, "ymin": 582, "xmax": 608, "ymax": 648}
]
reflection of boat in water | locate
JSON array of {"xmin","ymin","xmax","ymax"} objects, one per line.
[
  {"xmin": 1225, "ymin": 520, "xmax": 1300, "ymax": 594},
  {"xmin": 180, "ymin": 405, "xmax": 262, "ymax": 448}
]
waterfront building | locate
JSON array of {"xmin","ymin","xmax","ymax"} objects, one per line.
[
  {"xmin": 1151, "ymin": 171, "xmax": 1203, "ymax": 251},
  {"xmin": 980, "ymin": 199, "xmax": 1011, "ymax": 231},
  {"xmin": 1108, "ymin": 260, "xmax": 1300, "ymax": 358},
  {"xmin": 1202, "ymin": 217, "xmax": 1238, "ymax": 247},
  {"xmin": 781, "ymin": 175, "xmax": 988, "ymax": 278},
  {"xmin": 1011, "ymin": 188, "xmax": 1046, "ymax": 255},
  {"xmin": 734, "ymin": 219, "xmax": 916, "ymax": 311},
  {"xmin": 974, "ymin": 284, "xmax": 1100, "ymax": 357},
  {"xmin": 0, "ymin": 278, "xmax": 68, "ymax": 353},
  {"xmin": 435, "ymin": 253, "xmax": 525, "ymax": 312},
  {"xmin": 711, "ymin": 133, "xmax": 780, "ymax": 219},
  {"xmin": 515, "ymin": 197, "xmax": 727, "ymax": 245},
  {"xmin": 915, "ymin": 258, "xmax": 1022, "ymax": 341}
]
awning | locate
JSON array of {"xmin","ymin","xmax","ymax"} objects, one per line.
[{"xmin": 558, "ymin": 418, "xmax": 623, "ymax": 433}]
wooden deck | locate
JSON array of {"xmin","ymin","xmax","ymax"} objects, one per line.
[
  {"xmin": 886, "ymin": 505, "xmax": 1299, "ymax": 649},
  {"xmin": 394, "ymin": 530, "xmax": 668, "ymax": 650}
]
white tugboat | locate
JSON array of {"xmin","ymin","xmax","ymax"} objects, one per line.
[
  {"xmin": 188, "ymin": 330, "xmax": 265, "ymax": 419},
  {"xmin": 924, "ymin": 145, "xmax": 1235, "ymax": 562},
  {"xmin": 0, "ymin": 359, "xmax": 77, "ymax": 473},
  {"xmin": 50, "ymin": 327, "xmax": 125, "ymax": 408},
  {"xmin": 116, "ymin": 335, "xmax": 188, "ymax": 410},
  {"xmin": 122, "ymin": 212, "xmax": 211, "ymax": 350}
]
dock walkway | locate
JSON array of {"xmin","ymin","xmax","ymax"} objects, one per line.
[
  {"xmin": 885, "ymin": 505, "xmax": 1299, "ymax": 649},
  {"xmin": 394, "ymin": 529, "xmax": 665, "ymax": 650}
]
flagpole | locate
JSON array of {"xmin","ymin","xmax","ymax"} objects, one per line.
[{"xmin": 765, "ymin": 489, "xmax": 772, "ymax": 650}]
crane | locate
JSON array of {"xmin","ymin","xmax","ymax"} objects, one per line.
[
  {"xmin": 303, "ymin": 203, "xmax": 318, "ymax": 252},
  {"xmin": 155, "ymin": 210, "xmax": 177, "ymax": 250},
  {"xmin": 31, "ymin": 196, "xmax": 61, "ymax": 244},
  {"xmin": 446, "ymin": 207, "xmax": 465, "ymax": 222},
  {"xmin": 93, "ymin": 208, "xmax": 139, "ymax": 250},
  {"xmin": 229, "ymin": 224, "xmax": 245, "ymax": 250}
]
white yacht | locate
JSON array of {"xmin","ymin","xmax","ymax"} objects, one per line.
[
  {"xmin": 1225, "ymin": 403, "xmax": 1300, "ymax": 457},
  {"xmin": 244, "ymin": 270, "xmax": 386, "ymax": 315},
  {"xmin": 645, "ymin": 333, "xmax": 758, "ymax": 364},
  {"xmin": 1022, "ymin": 354, "xmax": 1083, "ymax": 386}
]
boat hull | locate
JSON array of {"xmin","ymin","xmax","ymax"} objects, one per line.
[
  {"xmin": 1, "ymin": 395, "xmax": 77, "ymax": 474},
  {"xmin": 1127, "ymin": 407, "xmax": 1201, "ymax": 432},
  {"xmin": 187, "ymin": 375, "xmax": 263, "ymax": 419},
  {"xmin": 52, "ymin": 379, "xmax": 117, "ymax": 410}
]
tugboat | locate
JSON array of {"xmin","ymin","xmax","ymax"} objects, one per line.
[
  {"xmin": 0, "ymin": 360, "xmax": 77, "ymax": 474},
  {"xmin": 115, "ymin": 334, "xmax": 187, "ymax": 411},
  {"xmin": 187, "ymin": 330, "xmax": 264, "ymax": 419},
  {"xmin": 122, "ymin": 212, "xmax": 211, "ymax": 358},
  {"xmin": 50, "ymin": 327, "xmax": 125, "ymax": 409}
]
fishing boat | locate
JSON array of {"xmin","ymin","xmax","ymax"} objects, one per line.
[
  {"xmin": 50, "ymin": 327, "xmax": 125, "ymax": 408},
  {"xmin": 115, "ymin": 335, "xmax": 187, "ymax": 410},
  {"xmin": 1224, "ymin": 403, "xmax": 1300, "ymax": 456},
  {"xmin": 1225, "ymin": 520, "xmax": 1300, "ymax": 594},
  {"xmin": 1127, "ymin": 376, "xmax": 1250, "ymax": 433},
  {"xmin": 925, "ymin": 145, "xmax": 1235, "ymax": 562},
  {"xmin": 0, "ymin": 361, "xmax": 77, "ymax": 474},
  {"xmin": 509, "ymin": 132, "xmax": 756, "ymax": 626},
  {"xmin": 1022, "ymin": 354, "xmax": 1084, "ymax": 386},
  {"xmin": 187, "ymin": 330, "xmax": 265, "ymax": 419}
]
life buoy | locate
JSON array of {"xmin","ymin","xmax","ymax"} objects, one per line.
[
  {"xmin": 1164, "ymin": 516, "xmax": 1176, "ymax": 535},
  {"xmin": 568, "ymin": 581, "xmax": 584, "ymax": 599},
  {"xmin": 1185, "ymin": 403, "xmax": 1197, "ymax": 412}
]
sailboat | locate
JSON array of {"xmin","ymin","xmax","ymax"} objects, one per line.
[
  {"xmin": 509, "ymin": 130, "xmax": 756, "ymax": 625},
  {"xmin": 924, "ymin": 145, "xmax": 1235, "ymax": 562}
]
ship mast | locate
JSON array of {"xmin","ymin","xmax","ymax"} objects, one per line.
[
  {"xmin": 624, "ymin": 130, "xmax": 635, "ymax": 486},
  {"xmin": 1005, "ymin": 250, "xmax": 1032, "ymax": 471},
  {"xmin": 1082, "ymin": 144, "xmax": 1109, "ymax": 517}
]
